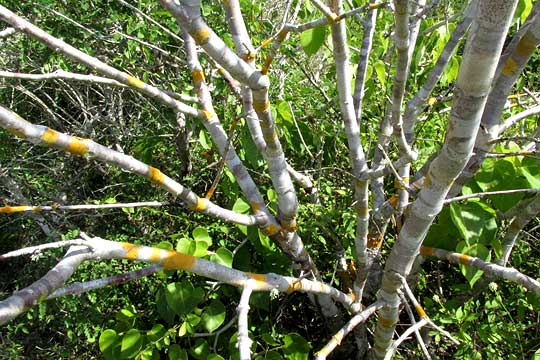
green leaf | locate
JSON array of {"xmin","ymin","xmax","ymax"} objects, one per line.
[
  {"xmin": 176, "ymin": 238, "xmax": 209, "ymax": 257},
  {"xmin": 99, "ymin": 329, "xmax": 119, "ymax": 360},
  {"xmin": 232, "ymin": 198, "xmax": 251, "ymax": 214},
  {"xmin": 120, "ymin": 329, "xmax": 143, "ymax": 359},
  {"xmin": 277, "ymin": 101, "xmax": 294, "ymax": 126},
  {"xmin": 210, "ymin": 247, "xmax": 233, "ymax": 268},
  {"xmin": 300, "ymin": 26, "xmax": 326, "ymax": 56},
  {"xmin": 374, "ymin": 60, "xmax": 386, "ymax": 87},
  {"xmin": 167, "ymin": 344, "xmax": 188, "ymax": 360},
  {"xmin": 156, "ymin": 288, "xmax": 176, "ymax": 324},
  {"xmin": 449, "ymin": 202, "xmax": 497, "ymax": 245},
  {"xmin": 190, "ymin": 339, "xmax": 211, "ymax": 360},
  {"xmin": 201, "ymin": 300, "xmax": 226, "ymax": 333},
  {"xmin": 208, "ymin": 355, "xmax": 225, "ymax": 360},
  {"xmin": 165, "ymin": 281, "xmax": 205, "ymax": 317},
  {"xmin": 456, "ymin": 241, "xmax": 491, "ymax": 287},
  {"xmin": 283, "ymin": 333, "xmax": 311, "ymax": 360},
  {"xmin": 147, "ymin": 324, "xmax": 166, "ymax": 342},
  {"xmin": 192, "ymin": 226, "xmax": 212, "ymax": 246},
  {"xmin": 198, "ymin": 130, "xmax": 211, "ymax": 150}
]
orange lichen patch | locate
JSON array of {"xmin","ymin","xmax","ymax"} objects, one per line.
[
  {"xmin": 329, "ymin": 12, "xmax": 339, "ymax": 22},
  {"xmin": 419, "ymin": 246, "xmax": 433, "ymax": 256},
  {"xmin": 244, "ymin": 273, "xmax": 267, "ymax": 289},
  {"xmin": 149, "ymin": 248, "xmax": 163, "ymax": 263},
  {"xmin": 379, "ymin": 316, "xmax": 397, "ymax": 328},
  {"xmin": 67, "ymin": 137, "xmax": 89, "ymax": 156},
  {"xmin": 250, "ymin": 201, "xmax": 262, "ymax": 212},
  {"xmin": 148, "ymin": 167, "xmax": 165, "ymax": 185},
  {"xmin": 192, "ymin": 28, "xmax": 210, "ymax": 45},
  {"xmin": 282, "ymin": 220, "xmax": 297, "ymax": 232},
  {"xmin": 204, "ymin": 186, "xmax": 216, "ymax": 200},
  {"xmin": 331, "ymin": 333, "xmax": 344, "ymax": 345},
  {"xmin": 41, "ymin": 128, "xmax": 59, "ymax": 144},
  {"xmin": 243, "ymin": 52, "xmax": 256, "ymax": 62},
  {"xmin": 459, "ymin": 253, "xmax": 472, "ymax": 265},
  {"xmin": 502, "ymin": 57, "xmax": 519, "ymax": 77},
  {"xmin": 263, "ymin": 223, "xmax": 280, "ymax": 236},
  {"xmin": 357, "ymin": 206, "xmax": 369, "ymax": 217},
  {"xmin": 162, "ymin": 250, "xmax": 196, "ymax": 270},
  {"xmin": 261, "ymin": 57, "xmax": 272, "ymax": 75},
  {"xmin": 191, "ymin": 70, "xmax": 205, "ymax": 84},
  {"xmin": 0, "ymin": 205, "xmax": 30, "ymax": 213},
  {"xmin": 127, "ymin": 75, "xmax": 144, "ymax": 89},
  {"xmin": 200, "ymin": 109, "xmax": 215, "ymax": 122},
  {"xmin": 287, "ymin": 279, "xmax": 303, "ymax": 293},
  {"xmin": 253, "ymin": 100, "xmax": 270, "ymax": 113},
  {"xmin": 415, "ymin": 305, "xmax": 427, "ymax": 318},
  {"xmin": 121, "ymin": 243, "xmax": 140, "ymax": 261},
  {"xmin": 388, "ymin": 194, "xmax": 399, "ymax": 209},
  {"xmin": 276, "ymin": 29, "xmax": 288, "ymax": 42},
  {"xmin": 263, "ymin": 131, "xmax": 277, "ymax": 143},
  {"xmin": 189, "ymin": 197, "xmax": 207, "ymax": 212},
  {"xmin": 515, "ymin": 33, "xmax": 537, "ymax": 58},
  {"xmin": 259, "ymin": 37, "xmax": 273, "ymax": 48},
  {"xmin": 367, "ymin": 233, "xmax": 382, "ymax": 249},
  {"xmin": 428, "ymin": 97, "xmax": 437, "ymax": 106},
  {"xmin": 355, "ymin": 179, "xmax": 367, "ymax": 188},
  {"xmin": 424, "ymin": 174, "xmax": 431, "ymax": 187}
]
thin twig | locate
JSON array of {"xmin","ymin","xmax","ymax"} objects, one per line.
[{"xmin": 445, "ymin": 188, "xmax": 540, "ymax": 204}]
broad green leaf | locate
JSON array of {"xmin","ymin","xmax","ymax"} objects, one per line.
[
  {"xmin": 154, "ymin": 241, "xmax": 172, "ymax": 251},
  {"xmin": 211, "ymin": 247, "xmax": 233, "ymax": 268},
  {"xmin": 198, "ymin": 130, "xmax": 211, "ymax": 150},
  {"xmin": 140, "ymin": 348, "xmax": 160, "ymax": 360},
  {"xmin": 277, "ymin": 101, "xmax": 294, "ymax": 126},
  {"xmin": 283, "ymin": 333, "xmax": 311, "ymax": 360},
  {"xmin": 233, "ymin": 198, "xmax": 251, "ymax": 213},
  {"xmin": 192, "ymin": 226, "xmax": 212, "ymax": 246},
  {"xmin": 156, "ymin": 289, "xmax": 176, "ymax": 324},
  {"xmin": 99, "ymin": 329, "xmax": 119, "ymax": 360},
  {"xmin": 167, "ymin": 344, "xmax": 188, "ymax": 360},
  {"xmin": 190, "ymin": 339, "xmax": 211, "ymax": 360},
  {"xmin": 176, "ymin": 238, "xmax": 208, "ymax": 257},
  {"xmin": 201, "ymin": 299, "xmax": 226, "ymax": 332},
  {"xmin": 165, "ymin": 281, "xmax": 205, "ymax": 317},
  {"xmin": 147, "ymin": 324, "xmax": 166, "ymax": 342},
  {"xmin": 449, "ymin": 201, "xmax": 497, "ymax": 245},
  {"xmin": 374, "ymin": 60, "xmax": 386, "ymax": 87},
  {"xmin": 120, "ymin": 329, "xmax": 143, "ymax": 359},
  {"xmin": 300, "ymin": 26, "xmax": 327, "ymax": 56},
  {"xmin": 456, "ymin": 241, "xmax": 491, "ymax": 287}
]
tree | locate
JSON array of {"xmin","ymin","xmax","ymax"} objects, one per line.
[{"xmin": 0, "ymin": 0, "xmax": 539, "ymax": 358}]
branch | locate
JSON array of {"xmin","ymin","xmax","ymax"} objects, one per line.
[
  {"xmin": 0, "ymin": 70, "xmax": 198, "ymax": 104},
  {"xmin": 0, "ymin": 5, "xmax": 199, "ymax": 117},
  {"xmin": 0, "ymin": 245, "xmax": 93, "ymax": 324},
  {"xmin": 372, "ymin": 2, "xmax": 518, "ymax": 357},
  {"xmin": 421, "ymin": 246, "xmax": 540, "ymax": 295},
  {"xmin": 314, "ymin": 300, "xmax": 385, "ymax": 359},
  {"xmin": 0, "ymin": 26, "xmax": 15, "ymax": 38},
  {"xmin": 0, "ymin": 200, "xmax": 170, "ymax": 213},
  {"xmin": 0, "ymin": 239, "xmax": 90, "ymax": 259},
  {"xmin": 498, "ymin": 104, "xmax": 540, "ymax": 134},
  {"xmin": 237, "ymin": 287, "xmax": 253, "ymax": 360},
  {"xmin": 0, "ymin": 106, "xmax": 263, "ymax": 226},
  {"xmin": 444, "ymin": 188, "xmax": 540, "ymax": 204},
  {"xmin": 47, "ymin": 264, "xmax": 162, "ymax": 299}
]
